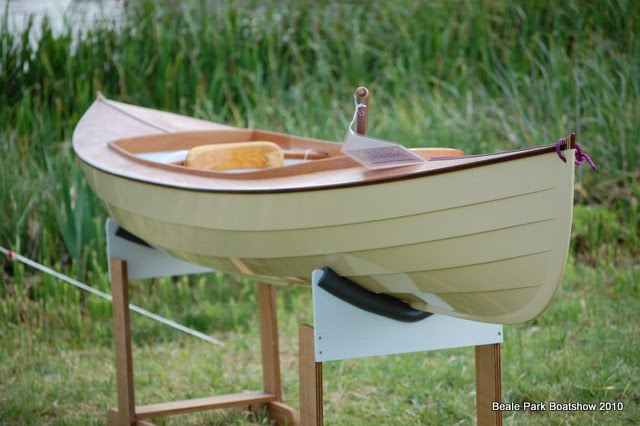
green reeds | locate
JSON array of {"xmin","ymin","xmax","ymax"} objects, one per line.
[{"xmin": 1, "ymin": 1, "xmax": 638, "ymax": 267}]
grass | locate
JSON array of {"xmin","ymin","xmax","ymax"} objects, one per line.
[
  {"xmin": 1, "ymin": 263, "xmax": 638, "ymax": 425},
  {"xmin": 1, "ymin": 0, "xmax": 639, "ymax": 424}
]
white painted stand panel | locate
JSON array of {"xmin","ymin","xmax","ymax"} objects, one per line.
[
  {"xmin": 311, "ymin": 270, "xmax": 503, "ymax": 362},
  {"xmin": 106, "ymin": 218, "xmax": 212, "ymax": 280}
]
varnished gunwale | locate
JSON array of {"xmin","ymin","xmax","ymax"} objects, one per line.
[
  {"xmin": 73, "ymin": 97, "xmax": 575, "ymax": 194},
  {"xmin": 80, "ymin": 142, "xmax": 571, "ymax": 194}
]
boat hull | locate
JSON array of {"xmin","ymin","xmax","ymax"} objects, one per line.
[{"xmin": 81, "ymin": 147, "xmax": 574, "ymax": 324}]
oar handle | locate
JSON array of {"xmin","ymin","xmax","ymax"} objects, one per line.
[{"xmin": 355, "ymin": 86, "xmax": 369, "ymax": 135}]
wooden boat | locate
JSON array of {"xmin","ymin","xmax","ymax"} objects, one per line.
[{"xmin": 73, "ymin": 94, "xmax": 577, "ymax": 324}]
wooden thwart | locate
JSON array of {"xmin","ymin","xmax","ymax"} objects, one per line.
[{"xmin": 106, "ymin": 258, "xmax": 297, "ymax": 426}]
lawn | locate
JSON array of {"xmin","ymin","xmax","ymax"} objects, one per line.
[{"xmin": 1, "ymin": 0, "xmax": 638, "ymax": 424}]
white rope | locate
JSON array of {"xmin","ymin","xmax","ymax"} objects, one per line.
[
  {"xmin": 0, "ymin": 246, "xmax": 224, "ymax": 346},
  {"xmin": 349, "ymin": 94, "xmax": 367, "ymax": 134}
]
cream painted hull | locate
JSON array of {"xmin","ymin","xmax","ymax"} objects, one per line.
[{"xmin": 81, "ymin": 147, "xmax": 575, "ymax": 324}]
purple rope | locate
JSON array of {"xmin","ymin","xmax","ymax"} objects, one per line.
[
  {"xmin": 555, "ymin": 138, "xmax": 567, "ymax": 162},
  {"xmin": 555, "ymin": 138, "xmax": 597, "ymax": 170}
]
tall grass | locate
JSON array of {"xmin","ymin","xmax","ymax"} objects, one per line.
[{"xmin": 1, "ymin": 0, "xmax": 638, "ymax": 271}]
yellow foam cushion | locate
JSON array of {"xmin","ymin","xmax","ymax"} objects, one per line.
[{"xmin": 185, "ymin": 141, "xmax": 284, "ymax": 171}]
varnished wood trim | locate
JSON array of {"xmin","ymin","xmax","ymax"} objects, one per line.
[
  {"xmin": 135, "ymin": 391, "xmax": 277, "ymax": 419},
  {"xmin": 107, "ymin": 131, "xmax": 343, "ymax": 180},
  {"xmin": 113, "ymin": 129, "xmax": 253, "ymax": 153},
  {"xmin": 111, "ymin": 130, "xmax": 330, "ymax": 160},
  {"xmin": 299, "ymin": 324, "xmax": 323, "ymax": 426},
  {"xmin": 107, "ymin": 142, "xmax": 356, "ymax": 180},
  {"xmin": 91, "ymin": 129, "xmax": 577, "ymax": 194},
  {"xmin": 267, "ymin": 401, "xmax": 301, "ymax": 425},
  {"xmin": 475, "ymin": 344, "xmax": 502, "ymax": 426},
  {"xmin": 85, "ymin": 141, "xmax": 564, "ymax": 194},
  {"xmin": 110, "ymin": 258, "xmax": 137, "ymax": 426},
  {"xmin": 258, "ymin": 284, "xmax": 282, "ymax": 399}
]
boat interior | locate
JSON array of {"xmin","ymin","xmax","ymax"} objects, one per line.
[{"xmin": 108, "ymin": 129, "xmax": 466, "ymax": 179}]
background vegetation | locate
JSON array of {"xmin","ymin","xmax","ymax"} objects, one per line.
[{"xmin": 1, "ymin": 0, "xmax": 638, "ymax": 424}]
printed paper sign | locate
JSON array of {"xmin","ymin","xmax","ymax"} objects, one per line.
[{"xmin": 341, "ymin": 132, "xmax": 425, "ymax": 169}]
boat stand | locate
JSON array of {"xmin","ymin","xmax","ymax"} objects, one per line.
[
  {"xmin": 297, "ymin": 269, "xmax": 504, "ymax": 426},
  {"xmin": 105, "ymin": 219, "xmax": 298, "ymax": 425},
  {"xmin": 105, "ymin": 219, "xmax": 503, "ymax": 425},
  {"xmin": 298, "ymin": 327, "xmax": 502, "ymax": 425}
]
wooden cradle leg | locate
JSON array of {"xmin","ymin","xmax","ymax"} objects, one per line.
[
  {"xmin": 475, "ymin": 343, "xmax": 502, "ymax": 426},
  {"xmin": 299, "ymin": 324, "xmax": 323, "ymax": 426},
  {"xmin": 108, "ymin": 258, "xmax": 137, "ymax": 425}
]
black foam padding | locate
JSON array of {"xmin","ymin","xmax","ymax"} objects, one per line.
[
  {"xmin": 316, "ymin": 267, "xmax": 432, "ymax": 323},
  {"xmin": 115, "ymin": 226, "xmax": 152, "ymax": 248}
]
